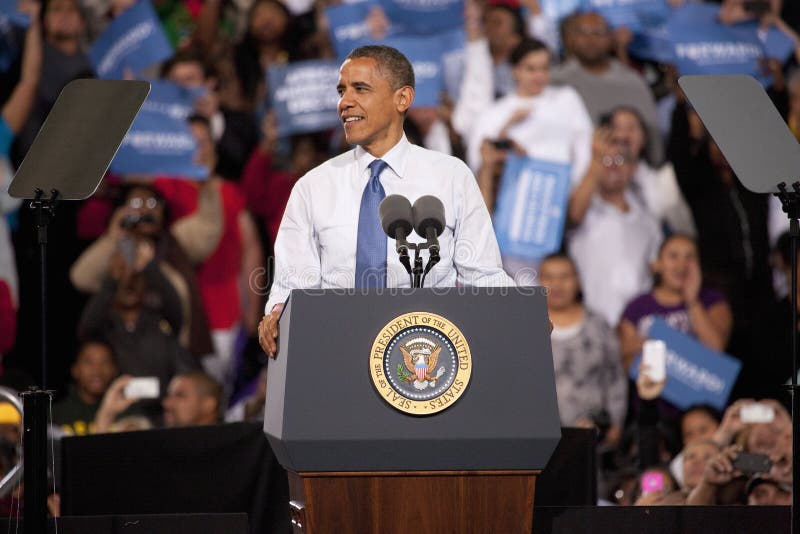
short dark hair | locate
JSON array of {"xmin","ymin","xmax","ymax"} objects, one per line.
[
  {"xmin": 682, "ymin": 404, "xmax": 722, "ymax": 425},
  {"xmin": 600, "ymin": 106, "xmax": 652, "ymax": 163},
  {"xmin": 510, "ymin": 38, "xmax": 550, "ymax": 66},
  {"xmin": 181, "ymin": 371, "xmax": 223, "ymax": 410},
  {"xmin": 159, "ymin": 49, "xmax": 216, "ymax": 80},
  {"xmin": 345, "ymin": 45, "xmax": 415, "ymax": 91},
  {"xmin": 75, "ymin": 339, "xmax": 117, "ymax": 365}
]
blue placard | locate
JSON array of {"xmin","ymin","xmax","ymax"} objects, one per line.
[
  {"xmin": 268, "ymin": 59, "xmax": 341, "ymax": 137},
  {"xmin": 492, "ymin": 155, "xmax": 571, "ymax": 261},
  {"xmin": 0, "ymin": 0, "xmax": 29, "ymax": 27},
  {"xmin": 326, "ymin": 2, "xmax": 380, "ymax": 62},
  {"xmin": 110, "ymin": 80, "xmax": 207, "ymax": 179},
  {"xmin": 629, "ymin": 23, "xmax": 675, "ymax": 63},
  {"xmin": 581, "ymin": 0, "xmax": 670, "ymax": 31},
  {"xmin": 377, "ymin": 0, "xmax": 462, "ymax": 35},
  {"xmin": 89, "ymin": 0, "xmax": 173, "ymax": 80},
  {"xmin": 668, "ymin": 20, "xmax": 763, "ymax": 78},
  {"xmin": 629, "ymin": 318, "xmax": 742, "ymax": 411},
  {"xmin": 384, "ymin": 35, "xmax": 444, "ymax": 107}
]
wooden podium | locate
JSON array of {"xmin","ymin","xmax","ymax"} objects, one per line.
[{"xmin": 265, "ymin": 288, "xmax": 560, "ymax": 534}]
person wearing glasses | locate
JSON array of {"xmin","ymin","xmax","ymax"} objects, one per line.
[
  {"xmin": 566, "ymin": 131, "xmax": 662, "ymax": 327},
  {"xmin": 70, "ymin": 181, "xmax": 221, "ymax": 360}
]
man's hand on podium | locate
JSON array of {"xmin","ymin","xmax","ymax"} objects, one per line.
[{"xmin": 258, "ymin": 304, "xmax": 283, "ymax": 358}]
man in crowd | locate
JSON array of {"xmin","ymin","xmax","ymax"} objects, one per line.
[
  {"xmin": 258, "ymin": 45, "xmax": 513, "ymax": 356},
  {"xmin": 53, "ymin": 340, "xmax": 119, "ymax": 435},
  {"xmin": 162, "ymin": 371, "xmax": 222, "ymax": 427},
  {"xmin": 552, "ymin": 11, "xmax": 662, "ymax": 164}
]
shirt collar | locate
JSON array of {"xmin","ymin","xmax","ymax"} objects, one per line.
[{"xmin": 354, "ymin": 134, "xmax": 410, "ymax": 180}]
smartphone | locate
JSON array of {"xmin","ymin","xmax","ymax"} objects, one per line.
[
  {"xmin": 118, "ymin": 237, "xmax": 137, "ymax": 267},
  {"xmin": 732, "ymin": 452, "xmax": 772, "ymax": 475},
  {"xmin": 491, "ymin": 139, "xmax": 513, "ymax": 150},
  {"xmin": 740, "ymin": 403, "xmax": 775, "ymax": 424},
  {"xmin": 124, "ymin": 377, "xmax": 160, "ymax": 399},
  {"xmin": 641, "ymin": 472, "xmax": 664, "ymax": 494},
  {"xmin": 642, "ymin": 340, "xmax": 667, "ymax": 382}
]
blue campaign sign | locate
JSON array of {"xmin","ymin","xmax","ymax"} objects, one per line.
[
  {"xmin": 629, "ymin": 318, "xmax": 742, "ymax": 411},
  {"xmin": 326, "ymin": 2, "xmax": 379, "ymax": 61},
  {"xmin": 440, "ymin": 29, "xmax": 465, "ymax": 101},
  {"xmin": 384, "ymin": 35, "xmax": 443, "ymax": 107},
  {"xmin": 492, "ymin": 155, "xmax": 571, "ymax": 261},
  {"xmin": 540, "ymin": 0, "xmax": 581, "ymax": 21},
  {"xmin": 581, "ymin": 0, "xmax": 670, "ymax": 31},
  {"xmin": 629, "ymin": 23, "xmax": 675, "ymax": 63},
  {"xmin": 377, "ymin": 0, "xmax": 462, "ymax": 35},
  {"xmin": 89, "ymin": 0, "xmax": 173, "ymax": 80},
  {"xmin": 668, "ymin": 19, "xmax": 763, "ymax": 78},
  {"xmin": 111, "ymin": 80, "xmax": 207, "ymax": 179},
  {"xmin": 0, "ymin": 0, "xmax": 29, "ymax": 27},
  {"xmin": 268, "ymin": 59, "xmax": 341, "ymax": 137}
]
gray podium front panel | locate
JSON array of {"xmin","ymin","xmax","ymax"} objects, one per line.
[{"xmin": 265, "ymin": 287, "xmax": 561, "ymax": 472}]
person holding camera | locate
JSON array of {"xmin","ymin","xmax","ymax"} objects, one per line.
[
  {"xmin": 70, "ymin": 182, "xmax": 222, "ymax": 359},
  {"xmin": 466, "ymin": 37, "xmax": 593, "ymax": 187}
]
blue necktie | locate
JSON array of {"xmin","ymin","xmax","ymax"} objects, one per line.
[{"xmin": 355, "ymin": 159, "xmax": 388, "ymax": 288}]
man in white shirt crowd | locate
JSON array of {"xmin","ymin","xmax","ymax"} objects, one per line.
[
  {"xmin": 567, "ymin": 132, "xmax": 662, "ymax": 327},
  {"xmin": 258, "ymin": 45, "xmax": 513, "ymax": 357}
]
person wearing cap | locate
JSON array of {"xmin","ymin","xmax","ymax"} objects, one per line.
[{"xmin": 258, "ymin": 45, "xmax": 513, "ymax": 357}]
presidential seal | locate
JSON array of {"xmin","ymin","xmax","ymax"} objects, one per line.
[{"xmin": 369, "ymin": 312, "xmax": 472, "ymax": 415}]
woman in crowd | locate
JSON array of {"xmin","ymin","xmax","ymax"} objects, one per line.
[
  {"xmin": 540, "ymin": 253, "xmax": 627, "ymax": 447},
  {"xmin": 618, "ymin": 233, "xmax": 733, "ymax": 371},
  {"xmin": 467, "ymin": 37, "xmax": 592, "ymax": 185},
  {"xmin": 603, "ymin": 106, "xmax": 695, "ymax": 236}
]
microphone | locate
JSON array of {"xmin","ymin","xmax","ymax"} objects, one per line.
[
  {"xmin": 412, "ymin": 196, "xmax": 445, "ymax": 286},
  {"xmin": 379, "ymin": 195, "xmax": 414, "ymax": 276},
  {"xmin": 412, "ymin": 195, "xmax": 445, "ymax": 252}
]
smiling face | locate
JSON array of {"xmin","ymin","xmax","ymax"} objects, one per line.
[
  {"xmin": 336, "ymin": 57, "xmax": 413, "ymax": 157},
  {"xmin": 72, "ymin": 342, "xmax": 117, "ymax": 402},
  {"xmin": 654, "ymin": 235, "xmax": 698, "ymax": 293},
  {"xmin": 682, "ymin": 440, "xmax": 719, "ymax": 490},
  {"xmin": 513, "ymin": 49, "xmax": 550, "ymax": 97}
]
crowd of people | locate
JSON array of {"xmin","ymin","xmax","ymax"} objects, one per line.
[{"xmin": 0, "ymin": 0, "xmax": 799, "ymax": 512}]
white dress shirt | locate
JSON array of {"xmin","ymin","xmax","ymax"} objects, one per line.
[
  {"xmin": 265, "ymin": 136, "xmax": 514, "ymax": 311},
  {"xmin": 567, "ymin": 192, "xmax": 662, "ymax": 327},
  {"xmin": 466, "ymin": 86, "xmax": 594, "ymax": 187}
]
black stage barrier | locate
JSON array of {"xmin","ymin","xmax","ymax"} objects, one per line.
[
  {"xmin": 535, "ymin": 427, "xmax": 597, "ymax": 506},
  {"xmin": 535, "ymin": 505, "xmax": 790, "ymax": 534},
  {"xmin": 60, "ymin": 423, "xmax": 290, "ymax": 534},
  {"xmin": 0, "ymin": 513, "xmax": 248, "ymax": 533}
]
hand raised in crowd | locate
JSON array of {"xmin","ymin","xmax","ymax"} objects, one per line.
[
  {"xmin": 107, "ymin": 204, "xmax": 136, "ymax": 242},
  {"xmin": 260, "ymin": 111, "xmax": 279, "ymax": 154},
  {"xmin": 464, "ymin": 0, "xmax": 484, "ymax": 41},
  {"xmin": 702, "ymin": 444, "xmax": 744, "ymax": 486},
  {"xmin": 194, "ymin": 89, "xmax": 220, "ymax": 120},
  {"xmin": 366, "ymin": 5, "xmax": 389, "ymax": 40},
  {"xmin": 17, "ymin": 0, "xmax": 40, "ymax": 20},
  {"xmin": 591, "ymin": 126, "xmax": 615, "ymax": 164},
  {"xmin": 713, "ymin": 398, "xmax": 754, "ymax": 446},
  {"xmin": 767, "ymin": 428, "xmax": 792, "ymax": 485},
  {"xmin": 258, "ymin": 304, "xmax": 283, "ymax": 358},
  {"xmin": 133, "ymin": 238, "xmax": 155, "ymax": 272},
  {"xmin": 93, "ymin": 375, "xmax": 140, "ymax": 434},
  {"xmin": 682, "ymin": 258, "xmax": 702, "ymax": 305},
  {"xmin": 636, "ymin": 363, "xmax": 666, "ymax": 401}
]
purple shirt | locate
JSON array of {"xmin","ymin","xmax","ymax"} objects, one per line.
[{"xmin": 622, "ymin": 288, "xmax": 726, "ymax": 338}]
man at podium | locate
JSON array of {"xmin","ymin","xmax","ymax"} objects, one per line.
[{"xmin": 258, "ymin": 45, "xmax": 513, "ymax": 357}]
